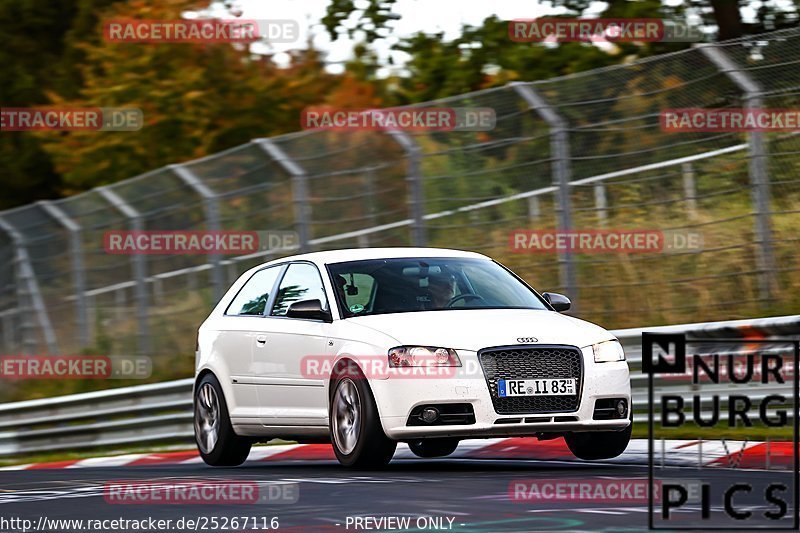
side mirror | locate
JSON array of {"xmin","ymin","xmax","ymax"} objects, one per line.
[
  {"xmin": 543, "ymin": 292, "xmax": 571, "ymax": 312},
  {"xmin": 286, "ymin": 299, "xmax": 332, "ymax": 322}
]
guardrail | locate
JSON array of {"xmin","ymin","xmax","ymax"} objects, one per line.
[{"xmin": 0, "ymin": 315, "xmax": 797, "ymax": 457}]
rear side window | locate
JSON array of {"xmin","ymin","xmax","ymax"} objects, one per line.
[
  {"xmin": 226, "ymin": 266, "xmax": 282, "ymax": 316},
  {"xmin": 271, "ymin": 263, "xmax": 328, "ymax": 317}
]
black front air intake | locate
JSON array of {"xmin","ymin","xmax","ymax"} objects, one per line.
[
  {"xmin": 406, "ymin": 403, "xmax": 476, "ymax": 426},
  {"xmin": 593, "ymin": 398, "xmax": 628, "ymax": 420}
]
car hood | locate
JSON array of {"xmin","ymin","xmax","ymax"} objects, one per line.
[{"xmin": 345, "ymin": 309, "xmax": 614, "ymax": 352}]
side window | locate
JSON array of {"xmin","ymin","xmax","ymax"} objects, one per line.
[
  {"xmin": 226, "ymin": 266, "xmax": 282, "ymax": 316},
  {"xmin": 271, "ymin": 263, "xmax": 328, "ymax": 317},
  {"xmin": 333, "ymin": 273, "xmax": 375, "ymax": 315}
]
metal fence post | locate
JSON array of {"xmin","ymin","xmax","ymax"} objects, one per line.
[
  {"xmin": 765, "ymin": 437, "xmax": 771, "ymax": 470},
  {"xmin": 169, "ymin": 164, "xmax": 225, "ymax": 304},
  {"xmin": 97, "ymin": 187, "xmax": 150, "ymax": 355},
  {"xmin": 698, "ymin": 439, "xmax": 703, "ymax": 469},
  {"xmin": 115, "ymin": 288, "xmax": 126, "ymax": 321},
  {"xmin": 682, "ymin": 162, "xmax": 698, "ymax": 220},
  {"xmin": 359, "ymin": 166, "xmax": 379, "ymax": 248},
  {"xmin": 594, "ymin": 182, "xmax": 608, "ymax": 227},
  {"xmin": 255, "ymin": 139, "xmax": 311, "ymax": 252},
  {"xmin": 527, "ymin": 196, "xmax": 541, "ymax": 222},
  {"xmin": 386, "ymin": 130, "xmax": 426, "ymax": 247},
  {"xmin": 1, "ymin": 310, "xmax": 13, "ymax": 353},
  {"xmin": 699, "ymin": 44, "xmax": 777, "ymax": 300},
  {"xmin": 226, "ymin": 262, "xmax": 238, "ymax": 285},
  {"xmin": 510, "ymin": 82, "xmax": 578, "ymax": 308},
  {"xmin": 37, "ymin": 201, "xmax": 89, "ymax": 349},
  {"xmin": 0, "ymin": 216, "xmax": 59, "ymax": 354},
  {"xmin": 153, "ymin": 277, "xmax": 163, "ymax": 306}
]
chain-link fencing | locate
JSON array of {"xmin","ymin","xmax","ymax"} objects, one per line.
[{"xmin": 1, "ymin": 29, "xmax": 798, "ymax": 370}]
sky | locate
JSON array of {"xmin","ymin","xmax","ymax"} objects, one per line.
[
  {"xmin": 195, "ymin": 0, "xmax": 781, "ymax": 73},
  {"xmin": 200, "ymin": 0, "xmax": 576, "ymax": 73}
]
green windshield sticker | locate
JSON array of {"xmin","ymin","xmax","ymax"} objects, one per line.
[{"xmin": 349, "ymin": 304, "xmax": 365, "ymax": 313}]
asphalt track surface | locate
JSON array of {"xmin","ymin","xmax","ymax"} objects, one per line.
[{"xmin": 1, "ymin": 456, "xmax": 796, "ymax": 533}]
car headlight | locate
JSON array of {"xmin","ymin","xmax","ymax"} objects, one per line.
[
  {"xmin": 592, "ymin": 340, "xmax": 625, "ymax": 363},
  {"xmin": 388, "ymin": 346, "xmax": 461, "ymax": 367}
]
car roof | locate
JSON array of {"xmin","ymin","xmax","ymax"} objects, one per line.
[{"xmin": 260, "ymin": 247, "xmax": 488, "ymax": 267}]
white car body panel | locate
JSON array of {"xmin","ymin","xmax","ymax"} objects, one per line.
[
  {"xmin": 345, "ymin": 309, "xmax": 614, "ymax": 352},
  {"xmin": 195, "ymin": 247, "xmax": 631, "ymax": 442}
]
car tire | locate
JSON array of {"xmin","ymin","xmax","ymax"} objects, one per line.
[
  {"xmin": 330, "ymin": 363, "xmax": 397, "ymax": 468},
  {"xmin": 565, "ymin": 418, "xmax": 632, "ymax": 460},
  {"xmin": 408, "ymin": 438, "xmax": 459, "ymax": 458},
  {"xmin": 194, "ymin": 373, "xmax": 251, "ymax": 467}
]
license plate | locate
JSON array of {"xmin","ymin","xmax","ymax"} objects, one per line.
[{"xmin": 498, "ymin": 378, "xmax": 575, "ymax": 397}]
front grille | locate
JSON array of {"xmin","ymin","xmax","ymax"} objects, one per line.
[{"xmin": 479, "ymin": 345, "xmax": 583, "ymax": 415}]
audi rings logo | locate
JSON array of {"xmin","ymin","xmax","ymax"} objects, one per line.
[{"xmin": 516, "ymin": 337, "xmax": 538, "ymax": 343}]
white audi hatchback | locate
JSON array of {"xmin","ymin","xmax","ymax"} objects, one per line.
[{"xmin": 194, "ymin": 248, "xmax": 631, "ymax": 467}]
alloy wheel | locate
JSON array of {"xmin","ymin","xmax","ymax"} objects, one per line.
[
  {"xmin": 332, "ymin": 378, "xmax": 361, "ymax": 455},
  {"xmin": 195, "ymin": 382, "xmax": 220, "ymax": 454}
]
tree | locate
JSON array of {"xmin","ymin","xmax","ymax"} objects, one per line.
[
  {"xmin": 388, "ymin": 16, "xmax": 626, "ymax": 104},
  {"xmin": 323, "ymin": 0, "xmax": 399, "ymax": 43},
  {"xmin": 34, "ymin": 1, "xmax": 338, "ymax": 193},
  {"xmin": 1, "ymin": 0, "xmax": 357, "ymax": 205},
  {"xmin": 0, "ymin": 0, "xmax": 125, "ymax": 209},
  {"xmin": 322, "ymin": 0, "xmax": 799, "ymax": 45},
  {"xmin": 548, "ymin": 0, "xmax": 799, "ymax": 40},
  {"xmin": 271, "ymin": 285, "xmax": 309, "ymax": 316}
]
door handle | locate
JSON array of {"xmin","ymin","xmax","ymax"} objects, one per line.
[{"xmin": 255, "ymin": 335, "xmax": 267, "ymax": 346}]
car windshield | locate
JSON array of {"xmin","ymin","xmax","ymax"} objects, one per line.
[{"xmin": 328, "ymin": 257, "xmax": 548, "ymax": 318}]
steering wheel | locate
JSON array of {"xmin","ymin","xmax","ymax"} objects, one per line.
[{"xmin": 446, "ymin": 293, "xmax": 486, "ymax": 307}]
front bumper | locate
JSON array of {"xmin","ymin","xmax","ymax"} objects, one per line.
[{"xmin": 371, "ymin": 348, "xmax": 631, "ymax": 440}]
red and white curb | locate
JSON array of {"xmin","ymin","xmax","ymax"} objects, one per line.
[{"xmin": 0, "ymin": 438, "xmax": 792, "ymax": 471}]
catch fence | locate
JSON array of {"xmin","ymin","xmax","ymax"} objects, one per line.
[{"xmin": 0, "ymin": 29, "xmax": 798, "ymax": 359}]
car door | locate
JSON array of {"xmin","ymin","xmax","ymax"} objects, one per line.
[
  {"xmin": 216, "ymin": 264, "xmax": 284, "ymax": 420},
  {"xmin": 255, "ymin": 261, "xmax": 331, "ymax": 426}
]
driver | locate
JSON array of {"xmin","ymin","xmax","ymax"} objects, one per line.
[{"xmin": 427, "ymin": 273, "xmax": 457, "ymax": 308}]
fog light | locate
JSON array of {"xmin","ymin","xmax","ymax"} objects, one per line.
[
  {"xmin": 420, "ymin": 407, "xmax": 439, "ymax": 423},
  {"xmin": 616, "ymin": 400, "xmax": 627, "ymax": 417}
]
